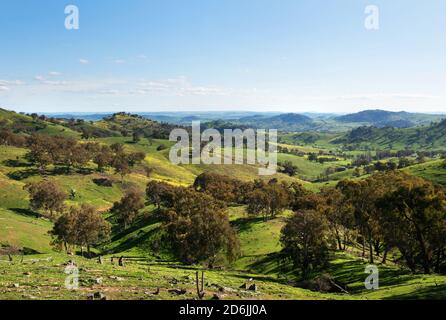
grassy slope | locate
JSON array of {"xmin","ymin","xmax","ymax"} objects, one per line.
[
  {"xmin": 0, "ymin": 208, "xmax": 52, "ymax": 253},
  {"xmin": 403, "ymin": 159, "xmax": 446, "ymax": 185},
  {"xmin": 2, "ymin": 206, "xmax": 445, "ymax": 300}
]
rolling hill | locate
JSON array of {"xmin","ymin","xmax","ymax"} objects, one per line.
[
  {"xmin": 335, "ymin": 119, "xmax": 446, "ymax": 149},
  {"xmin": 335, "ymin": 109, "xmax": 445, "ymax": 128}
]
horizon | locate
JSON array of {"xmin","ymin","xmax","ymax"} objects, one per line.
[
  {"xmin": 1, "ymin": 1, "xmax": 446, "ymax": 113},
  {"xmin": 3, "ymin": 106, "xmax": 446, "ymax": 116}
]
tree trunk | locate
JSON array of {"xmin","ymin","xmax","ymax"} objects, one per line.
[
  {"xmin": 435, "ymin": 249, "xmax": 441, "ymax": 273},
  {"xmin": 334, "ymin": 228, "xmax": 342, "ymax": 250},
  {"xmin": 362, "ymin": 237, "xmax": 366, "ymax": 257},
  {"xmin": 400, "ymin": 248, "xmax": 416, "ymax": 273},
  {"xmin": 374, "ymin": 240, "xmax": 381, "ymax": 257},
  {"xmin": 369, "ymin": 239, "xmax": 374, "ymax": 264},
  {"xmin": 382, "ymin": 246, "xmax": 389, "ymax": 264},
  {"xmin": 413, "ymin": 223, "xmax": 431, "ymax": 274}
]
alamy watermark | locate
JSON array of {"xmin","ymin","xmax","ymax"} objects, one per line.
[
  {"xmin": 64, "ymin": 262, "xmax": 79, "ymax": 290},
  {"xmin": 365, "ymin": 5, "xmax": 380, "ymax": 31},
  {"xmin": 169, "ymin": 122, "xmax": 277, "ymax": 176},
  {"xmin": 65, "ymin": 5, "xmax": 79, "ymax": 30},
  {"xmin": 364, "ymin": 265, "xmax": 379, "ymax": 290}
]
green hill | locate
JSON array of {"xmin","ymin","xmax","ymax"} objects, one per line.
[
  {"xmin": 335, "ymin": 109, "xmax": 445, "ymax": 128},
  {"xmin": 335, "ymin": 120, "xmax": 446, "ymax": 149}
]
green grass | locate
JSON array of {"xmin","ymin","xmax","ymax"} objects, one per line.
[
  {"xmin": 403, "ymin": 159, "xmax": 446, "ymax": 185},
  {"xmin": 0, "ymin": 208, "xmax": 53, "ymax": 253}
]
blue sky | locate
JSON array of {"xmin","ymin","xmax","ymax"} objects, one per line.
[{"xmin": 0, "ymin": 0, "xmax": 445, "ymax": 113}]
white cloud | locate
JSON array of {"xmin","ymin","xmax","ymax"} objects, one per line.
[
  {"xmin": 48, "ymin": 71, "xmax": 62, "ymax": 76},
  {"xmin": 137, "ymin": 54, "xmax": 148, "ymax": 59},
  {"xmin": 0, "ymin": 80, "xmax": 24, "ymax": 86},
  {"xmin": 300, "ymin": 93, "xmax": 438, "ymax": 102},
  {"xmin": 135, "ymin": 77, "xmax": 227, "ymax": 96},
  {"xmin": 114, "ymin": 59, "xmax": 126, "ymax": 64},
  {"xmin": 79, "ymin": 59, "xmax": 89, "ymax": 64},
  {"xmin": 0, "ymin": 79, "xmax": 24, "ymax": 92},
  {"xmin": 41, "ymin": 80, "xmax": 69, "ymax": 86},
  {"xmin": 99, "ymin": 89, "xmax": 120, "ymax": 95}
]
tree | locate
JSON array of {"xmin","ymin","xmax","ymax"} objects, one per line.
[
  {"xmin": 193, "ymin": 172, "xmax": 237, "ymax": 203},
  {"xmin": 132, "ymin": 130, "xmax": 141, "ymax": 143},
  {"xmin": 146, "ymin": 181, "xmax": 176, "ymax": 209},
  {"xmin": 26, "ymin": 134, "xmax": 53, "ymax": 172},
  {"xmin": 112, "ymin": 188, "xmax": 145, "ymax": 229},
  {"xmin": 337, "ymin": 176, "xmax": 385, "ymax": 263},
  {"xmin": 50, "ymin": 207, "xmax": 78, "ymax": 252},
  {"xmin": 0, "ymin": 129, "xmax": 26, "ymax": 147},
  {"xmin": 112, "ymin": 153, "xmax": 131, "ymax": 182},
  {"xmin": 377, "ymin": 174, "xmax": 446, "ymax": 273},
  {"xmin": 165, "ymin": 188, "xmax": 239, "ymax": 265},
  {"xmin": 281, "ymin": 210, "xmax": 330, "ymax": 279},
  {"xmin": 320, "ymin": 188, "xmax": 355, "ymax": 251},
  {"xmin": 110, "ymin": 143, "xmax": 124, "ymax": 154},
  {"xmin": 246, "ymin": 182, "xmax": 290, "ymax": 220},
  {"xmin": 93, "ymin": 145, "xmax": 113, "ymax": 172},
  {"xmin": 71, "ymin": 144, "xmax": 91, "ymax": 170},
  {"xmin": 128, "ymin": 151, "xmax": 146, "ymax": 167},
  {"xmin": 25, "ymin": 180, "xmax": 67, "ymax": 219},
  {"xmin": 52, "ymin": 204, "xmax": 111, "ymax": 256},
  {"xmin": 279, "ymin": 161, "xmax": 298, "ymax": 177}
]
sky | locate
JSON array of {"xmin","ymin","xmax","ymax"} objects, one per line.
[{"xmin": 0, "ymin": 0, "xmax": 445, "ymax": 114}]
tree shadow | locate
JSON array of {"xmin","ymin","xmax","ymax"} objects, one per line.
[
  {"xmin": 246, "ymin": 252, "xmax": 294, "ymax": 277},
  {"xmin": 8, "ymin": 208, "xmax": 40, "ymax": 219},
  {"xmin": 231, "ymin": 216, "xmax": 265, "ymax": 233},
  {"xmin": 7, "ymin": 168, "xmax": 41, "ymax": 180},
  {"xmin": 383, "ymin": 284, "xmax": 446, "ymax": 300},
  {"xmin": 328, "ymin": 259, "xmax": 413, "ymax": 293},
  {"xmin": 7, "ymin": 166, "xmax": 95, "ymax": 181},
  {"xmin": 2, "ymin": 159, "xmax": 33, "ymax": 168}
]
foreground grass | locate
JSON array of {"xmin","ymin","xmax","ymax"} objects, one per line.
[{"xmin": 0, "ymin": 253, "xmax": 338, "ymax": 300}]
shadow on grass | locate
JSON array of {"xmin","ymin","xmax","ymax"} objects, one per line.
[
  {"xmin": 228, "ymin": 269, "xmax": 295, "ymax": 287},
  {"xmin": 107, "ymin": 213, "xmax": 166, "ymax": 255},
  {"xmin": 328, "ymin": 258, "xmax": 413, "ymax": 293},
  {"xmin": 383, "ymin": 283, "xmax": 446, "ymax": 300},
  {"xmin": 107, "ymin": 227, "xmax": 161, "ymax": 255},
  {"xmin": 8, "ymin": 208, "xmax": 40, "ymax": 219},
  {"xmin": 7, "ymin": 167, "xmax": 96, "ymax": 180},
  {"xmin": 245, "ymin": 252, "xmax": 292, "ymax": 276},
  {"xmin": 2, "ymin": 159, "xmax": 33, "ymax": 168},
  {"xmin": 7, "ymin": 168, "xmax": 41, "ymax": 180},
  {"xmin": 231, "ymin": 216, "xmax": 266, "ymax": 233}
]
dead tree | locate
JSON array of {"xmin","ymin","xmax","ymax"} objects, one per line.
[{"xmin": 196, "ymin": 271, "xmax": 205, "ymax": 300}]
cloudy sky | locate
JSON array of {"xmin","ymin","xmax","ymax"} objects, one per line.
[{"xmin": 0, "ymin": 0, "xmax": 445, "ymax": 113}]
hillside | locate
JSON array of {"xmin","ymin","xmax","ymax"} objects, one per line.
[
  {"xmin": 335, "ymin": 109, "xmax": 445, "ymax": 128},
  {"xmin": 335, "ymin": 120, "xmax": 446, "ymax": 149}
]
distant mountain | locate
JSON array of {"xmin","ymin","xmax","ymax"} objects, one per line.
[
  {"xmin": 335, "ymin": 119, "xmax": 446, "ymax": 149},
  {"xmin": 335, "ymin": 109, "xmax": 445, "ymax": 128}
]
